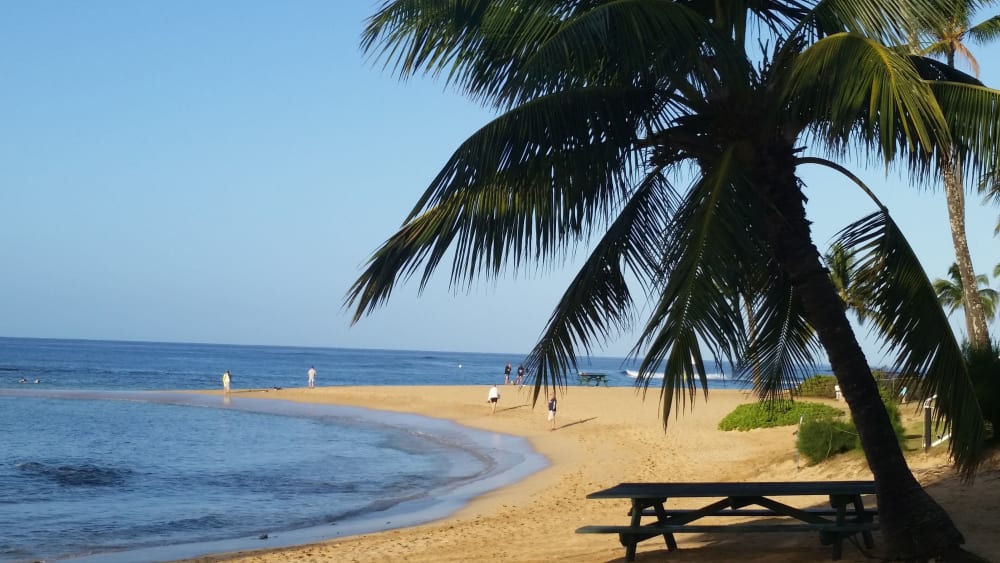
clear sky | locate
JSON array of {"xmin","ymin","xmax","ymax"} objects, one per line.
[{"xmin": 2, "ymin": 2, "xmax": 998, "ymax": 364}]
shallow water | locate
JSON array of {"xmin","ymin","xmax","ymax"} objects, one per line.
[{"xmin": 0, "ymin": 391, "xmax": 544, "ymax": 563}]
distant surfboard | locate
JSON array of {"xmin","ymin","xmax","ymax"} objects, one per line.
[{"xmin": 625, "ymin": 369, "xmax": 725, "ymax": 381}]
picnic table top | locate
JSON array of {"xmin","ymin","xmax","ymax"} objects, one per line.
[
  {"xmin": 586, "ymin": 481, "xmax": 876, "ymax": 500},
  {"xmin": 578, "ymin": 372, "xmax": 608, "ymax": 377}
]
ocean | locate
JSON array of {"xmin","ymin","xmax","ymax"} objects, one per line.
[{"xmin": 0, "ymin": 337, "xmax": 743, "ymax": 563}]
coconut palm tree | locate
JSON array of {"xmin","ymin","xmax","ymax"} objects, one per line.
[
  {"xmin": 823, "ymin": 242, "xmax": 873, "ymax": 323},
  {"xmin": 348, "ymin": 1, "xmax": 1000, "ymax": 558},
  {"xmin": 907, "ymin": 1, "xmax": 1000, "ymax": 351},
  {"xmin": 934, "ymin": 263, "xmax": 999, "ymax": 334}
]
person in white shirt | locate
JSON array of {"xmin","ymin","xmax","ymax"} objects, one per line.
[
  {"xmin": 307, "ymin": 366, "xmax": 317, "ymax": 389},
  {"xmin": 487, "ymin": 384, "xmax": 500, "ymax": 414}
]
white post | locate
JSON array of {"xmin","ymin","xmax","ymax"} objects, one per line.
[{"xmin": 922, "ymin": 394, "xmax": 937, "ymax": 452}]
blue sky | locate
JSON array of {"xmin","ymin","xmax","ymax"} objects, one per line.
[{"xmin": 1, "ymin": 2, "xmax": 998, "ymax": 364}]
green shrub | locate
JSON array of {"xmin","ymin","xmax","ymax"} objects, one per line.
[
  {"xmin": 798, "ymin": 375, "xmax": 837, "ymax": 398},
  {"xmin": 797, "ymin": 418, "xmax": 859, "ymax": 464},
  {"xmin": 966, "ymin": 343, "xmax": 1000, "ymax": 442},
  {"xmin": 718, "ymin": 400, "xmax": 844, "ymax": 431},
  {"xmin": 795, "ymin": 396, "xmax": 907, "ymax": 464},
  {"xmin": 882, "ymin": 397, "xmax": 907, "ymax": 445}
]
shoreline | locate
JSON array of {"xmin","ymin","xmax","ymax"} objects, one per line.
[{"xmin": 182, "ymin": 385, "xmax": 1000, "ymax": 563}]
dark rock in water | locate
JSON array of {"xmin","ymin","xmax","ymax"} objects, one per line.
[
  {"xmin": 17, "ymin": 461, "xmax": 132, "ymax": 486},
  {"xmin": 258, "ymin": 533, "xmax": 268, "ymax": 540}
]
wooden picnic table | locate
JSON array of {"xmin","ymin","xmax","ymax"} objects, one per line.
[
  {"xmin": 577, "ymin": 372, "xmax": 609, "ymax": 386},
  {"xmin": 577, "ymin": 481, "xmax": 877, "ymax": 561}
]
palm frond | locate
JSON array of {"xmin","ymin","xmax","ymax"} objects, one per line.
[
  {"xmin": 967, "ymin": 14, "xmax": 1000, "ymax": 44},
  {"xmin": 787, "ymin": 32, "xmax": 949, "ymax": 179},
  {"xmin": 345, "ymin": 85, "xmax": 670, "ymax": 317},
  {"xmin": 363, "ymin": 0, "xmax": 742, "ymax": 111},
  {"xmin": 409, "ymin": 85, "xmax": 665, "ymax": 220},
  {"xmin": 927, "ymin": 81, "xmax": 1000, "ymax": 181},
  {"xmin": 523, "ymin": 169, "xmax": 677, "ymax": 404},
  {"xmin": 362, "ymin": 1, "xmax": 548, "ymax": 92},
  {"xmin": 743, "ymin": 272, "xmax": 823, "ymax": 400},
  {"xmin": 807, "ymin": 0, "xmax": 966, "ymax": 45},
  {"xmin": 499, "ymin": 0, "xmax": 737, "ymax": 109},
  {"xmin": 907, "ymin": 54, "xmax": 983, "ymax": 84},
  {"xmin": 631, "ymin": 147, "xmax": 761, "ymax": 426},
  {"xmin": 836, "ymin": 210, "xmax": 986, "ymax": 477}
]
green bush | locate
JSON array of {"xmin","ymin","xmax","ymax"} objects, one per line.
[
  {"xmin": 798, "ymin": 375, "xmax": 837, "ymax": 398},
  {"xmin": 797, "ymin": 418, "xmax": 859, "ymax": 464},
  {"xmin": 718, "ymin": 400, "xmax": 844, "ymax": 431},
  {"xmin": 882, "ymin": 397, "xmax": 907, "ymax": 444},
  {"xmin": 795, "ymin": 396, "xmax": 907, "ymax": 464},
  {"xmin": 966, "ymin": 343, "xmax": 1000, "ymax": 442}
]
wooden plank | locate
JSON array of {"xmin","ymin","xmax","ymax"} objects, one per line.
[
  {"xmin": 586, "ymin": 481, "xmax": 876, "ymax": 500},
  {"xmin": 576, "ymin": 523, "xmax": 879, "ymax": 534},
  {"xmin": 639, "ymin": 508, "xmax": 878, "ymax": 518}
]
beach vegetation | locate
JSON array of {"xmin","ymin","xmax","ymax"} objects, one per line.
[
  {"xmin": 798, "ymin": 375, "xmax": 838, "ymax": 398},
  {"xmin": 797, "ymin": 417, "xmax": 860, "ymax": 464},
  {"xmin": 349, "ymin": 1, "xmax": 1000, "ymax": 558},
  {"xmin": 799, "ymin": 396, "xmax": 906, "ymax": 463},
  {"xmin": 718, "ymin": 400, "xmax": 844, "ymax": 431},
  {"xmin": 965, "ymin": 341, "xmax": 1000, "ymax": 442}
]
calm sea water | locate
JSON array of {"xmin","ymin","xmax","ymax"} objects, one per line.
[{"xmin": 0, "ymin": 337, "xmax": 743, "ymax": 563}]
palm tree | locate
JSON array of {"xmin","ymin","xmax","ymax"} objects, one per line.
[
  {"xmin": 823, "ymin": 242, "xmax": 872, "ymax": 323},
  {"xmin": 348, "ymin": 1, "xmax": 1000, "ymax": 558},
  {"xmin": 908, "ymin": 1, "xmax": 1000, "ymax": 351},
  {"xmin": 935, "ymin": 263, "xmax": 999, "ymax": 335}
]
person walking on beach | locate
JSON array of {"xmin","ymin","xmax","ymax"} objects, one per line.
[
  {"xmin": 515, "ymin": 364, "xmax": 524, "ymax": 386},
  {"xmin": 222, "ymin": 370, "xmax": 231, "ymax": 394},
  {"xmin": 547, "ymin": 394, "xmax": 557, "ymax": 430},
  {"xmin": 487, "ymin": 384, "xmax": 500, "ymax": 414},
  {"xmin": 307, "ymin": 366, "xmax": 316, "ymax": 389},
  {"xmin": 504, "ymin": 363, "xmax": 512, "ymax": 385}
]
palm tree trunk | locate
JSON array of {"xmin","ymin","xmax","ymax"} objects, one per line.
[
  {"xmin": 941, "ymin": 157, "xmax": 990, "ymax": 350},
  {"xmin": 757, "ymin": 149, "xmax": 965, "ymax": 558}
]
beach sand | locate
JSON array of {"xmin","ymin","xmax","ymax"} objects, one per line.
[{"xmin": 184, "ymin": 386, "xmax": 1000, "ymax": 563}]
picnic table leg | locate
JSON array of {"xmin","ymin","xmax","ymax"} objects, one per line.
[
  {"xmin": 652, "ymin": 501, "xmax": 678, "ymax": 551},
  {"xmin": 832, "ymin": 502, "xmax": 845, "ymax": 560},
  {"xmin": 621, "ymin": 499, "xmax": 644, "ymax": 562}
]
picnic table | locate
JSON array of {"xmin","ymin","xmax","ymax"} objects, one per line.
[
  {"xmin": 577, "ymin": 372, "xmax": 609, "ymax": 386},
  {"xmin": 577, "ymin": 481, "xmax": 877, "ymax": 561}
]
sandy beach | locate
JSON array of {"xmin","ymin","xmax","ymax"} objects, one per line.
[{"xmin": 184, "ymin": 386, "xmax": 1000, "ymax": 563}]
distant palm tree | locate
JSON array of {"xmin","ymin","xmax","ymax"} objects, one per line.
[
  {"xmin": 908, "ymin": 1, "xmax": 1000, "ymax": 351},
  {"xmin": 934, "ymin": 263, "xmax": 999, "ymax": 333},
  {"xmin": 823, "ymin": 243, "xmax": 872, "ymax": 323}
]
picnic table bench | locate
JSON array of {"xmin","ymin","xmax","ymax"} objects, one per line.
[
  {"xmin": 577, "ymin": 481, "xmax": 877, "ymax": 561},
  {"xmin": 577, "ymin": 372, "xmax": 609, "ymax": 386}
]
